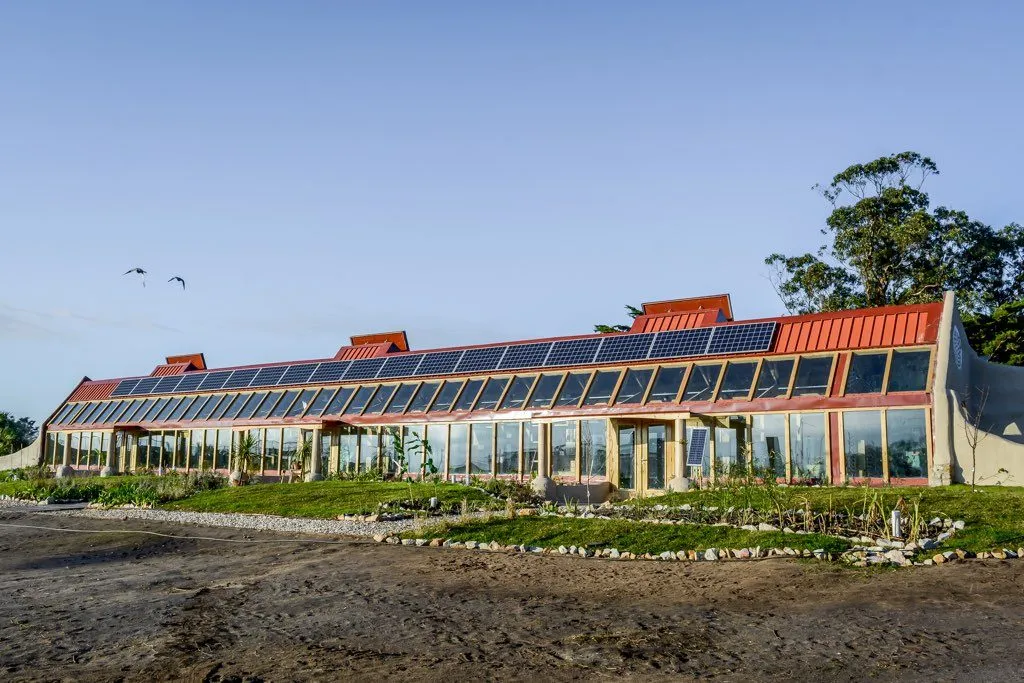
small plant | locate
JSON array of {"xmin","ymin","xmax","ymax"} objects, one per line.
[{"xmin": 229, "ymin": 432, "xmax": 261, "ymax": 485}]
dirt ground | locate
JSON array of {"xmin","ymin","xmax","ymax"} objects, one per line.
[{"xmin": 1, "ymin": 509, "xmax": 1022, "ymax": 682}]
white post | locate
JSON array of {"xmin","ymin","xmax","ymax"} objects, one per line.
[
  {"xmin": 668, "ymin": 417, "xmax": 690, "ymax": 492},
  {"xmin": 891, "ymin": 509, "xmax": 902, "ymax": 539}
]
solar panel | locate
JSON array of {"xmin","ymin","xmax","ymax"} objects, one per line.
[
  {"xmin": 130, "ymin": 377, "xmax": 161, "ymax": 395},
  {"xmin": 343, "ymin": 357, "xmax": 387, "ymax": 381},
  {"xmin": 174, "ymin": 373, "xmax": 206, "ymax": 392},
  {"xmin": 705, "ymin": 322, "xmax": 777, "ymax": 356},
  {"xmin": 250, "ymin": 366, "xmax": 288, "ymax": 387},
  {"xmin": 415, "ymin": 351, "xmax": 463, "ymax": 377},
  {"xmin": 111, "ymin": 378, "xmax": 141, "ymax": 397},
  {"xmin": 279, "ymin": 363, "xmax": 318, "ymax": 385},
  {"xmin": 594, "ymin": 333, "xmax": 655, "ymax": 364},
  {"xmin": 309, "ymin": 361, "xmax": 350, "ymax": 384},
  {"xmin": 224, "ymin": 368, "xmax": 259, "ymax": 389},
  {"xmin": 152, "ymin": 375, "xmax": 184, "ymax": 394},
  {"xmin": 455, "ymin": 346, "xmax": 506, "ymax": 374},
  {"xmin": 648, "ymin": 327, "xmax": 714, "ymax": 359},
  {"xmin": 198, "ymin": 370, "xmax": 232, "ymax": 391},
  {"xmin": 687, "ymin": 427, "xmax": 710, "ymax": 467},
  {"xmin": 498, "ymin": 342, "xmax": 552, "ymax": 370},
  {"xmin": 377, "ymin": 354, "xmax": 424, "ymax": 379},
  {"xmin": 544, "ymin": 338, "xmax": 602, "ymax": 367}
]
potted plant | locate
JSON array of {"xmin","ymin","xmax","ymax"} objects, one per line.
[{"xmin": 229, "ymin": 432, "xmax": 260, "ymax": 486}]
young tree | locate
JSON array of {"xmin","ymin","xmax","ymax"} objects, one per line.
[
  {"xmin": 0, "ymin": 413, "xmax": 38, "ymax": 455},
  {"xmin": 959, "ymin": 386, "xmax": 991, "ymax": 492}
]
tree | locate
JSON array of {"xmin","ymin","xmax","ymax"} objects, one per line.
[
  {"xmin": 962, "ymin": 299, "xmax": 1024, "ymax": 366},
  {"xmin": 0, "ymin": 413, "xmax": 38, "ymax": 455},
  {"xmin": 594, "ymin": 305, "xmax": 644, "ymax": 333},
  {"xmin": 766, "ymin": 152, "xmax": 1023, "ymax": 362}
]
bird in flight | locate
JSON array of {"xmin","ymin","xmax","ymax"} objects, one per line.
[
  {"xmin": 168, "ymin": 276, "xmax": 186, "ymax": 291},
  {"xmin": 123, "ymin": 267, "xmax": 147, "ymax": 287}
]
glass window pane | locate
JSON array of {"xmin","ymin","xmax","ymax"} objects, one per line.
[
  {"xmin": 154, "ymin": 397, "xmax": 183, "ymax": 422},
  {"xmin": 792, "ymin": 356, "xmax": 833, "ymax": 396},
  {"xmin": 527, "ymin": 374, "xmax": 563, "ymax": 408},
  {"xmin": 618, "ymin": 426, "xmax": 635, "ymax": 489},
  {"xmin": 523, "ymin": 423, "xmax": 539, "ymax": 476},
  {"xmin": 717, "ymin": 362, "xmax": 757, "ymax": 400},
  {"xmin": 580, "ymin": 419, "xmax": 607, "ymax": 478},
  {"xmin": 268, "ymin": 390, "xmax": 299, "ymax": 419},
  {"xmin": 496, "ymin": 423, "xmax": 520, "ymax": 475},
  {"xmin": 843, "ymin": 411, "xmax": 883, "ymax": 478},
  {"xmin": 474, "ymin": 377, "xmax": 509, "ymax": 411},
  {"xmin": 402, "ymin": 425, "xmax": 425, "ymax": 473},
  {"xmin": 220, "ymin": 394, "xmax": 250, "ymax": 420},
  {"xmin": 887, "ymin": 409, "xmax": 928, "ymax": 478},
  {"xmin": 453, "ymin": 379, "xmax": 485, "ymax": 411},
  {"xmin": 551, "ymin": 421, "xmax": 577, "ymax": 476},
  {"xmin": 470, "ymin": 423, "xmax": 493, "ymax": 474},
  {"xmin": 713, "ymin": 416, "xmax": 747, "ymax": 476},
  {"xmin": 305, "ymin": 388, "xmax": 337, "ymax": 417},
  {"xmin": 448, "ymin": 424, "xmax": 468, "ymax": 477},
  {"xmin": 582, "ymin": 370, "xmax": 621, "ymax": 406},
  {"xmin": 282, "ymin": 428, "xmax": 299, "ymax": 471},
  {"xmin": 79, "ymin": 402, "xmax": 106, "ymax": 425},
  {"xmin": 499, "ymin": 376, "xmax": 536, "ymax": 410},
  {"xmin": 343, "ymin": 386, "xmax": 376, "ymax": 415},
  {"xmin": 359, "ymin": 428, "xmax": 379, "ymax": 471},
  {"xmin": 286, "ymin": 389, "xmax": 319, "ymax": 417},
  {"xmin": 754, "ymin": 359, "xmax": 794, "ymax": 399},
  {"xmin": 142, "ymin": 398, "xmax": 171, "ymax": 422},
  {"xmin": 216, "ymin": 429, "xmax": 231, "ymax": 469},
  {"xmin": 751, "ymin": 414, "xmax": 786, "ymax": 478},
  {"xmin": 364, "ymin": 385, "xmax": 397, "ymax": 415},
  {"xmin": 424, "ymin": 424, "xmax": 446, "ymax": 475},
  {"xmin": 182, "ymin": 396, "xmax": 208, "ymax": 421},
  {"xmin": 238, "ymin": 392, "xmax": 268, "ymax": 419},
  {"xmin": 385, "ymin": 383, "xmax": 419, "ymax": 414},
  {"xmin": 198, "ymin": 395, "xmax": 227, "ymax": 420},
  {"xmin": 168, "ymin": 397, "xmax": 194, "ymax": 421},
  {"xmin": 338, "ymin": 426, "xmax": 358, "ymax": 473},
  {"xmin": 888, "ymin": 350, "xmax": 930, "ymax": 392},
  {"xmin": 683, "ymin": 365, "xmax": 721, "ymax": 402},
  {"xmin": 614, "ymin": 368, "xmax": 654, "ymax": 405},
  {"xmin": 264, "ymin": 428, "xmax": 281, "ymax": 471},
  {"xmin": 791, "ymin": 413, "xmax": 827, "ymax": 481},
  {"xmin": 430, "ymin": 380, "xmax": 465, "ymax": 412},
  {"xmin": 323, "ymin": 387, "xmax": 355, "ymax": 416},
  {"xmin": 647, "ymin": 425, "xmax": 666, "ymax": 489},
  {"xmin": 381, "ymin": 426, "xmax": 400, "ymax": 474},
  {"xmin": 555, "ymin": 373, "xmax": 591, "ymax": 407},
  {"xmin": 407, "ymin": 382, "xmax": 439, "ymax": 413},
  {"xmin": 845, "ymin": 353, "xmax": 887, "ymax": 394},
  {"xmin": 110, "ymin": 400, "xmax": 138, "ymax": 424},
  {"xmin": 253, "ymin": 392, "xmax": 282, "ymax": 419},
  {"xmin": 647, "ymin": 366, "xmax": 686, "ymax": 403},
  {"xmin": 127, "ymin": 398, "xmax": 156, "ymax": 422},
  {"xmin": 210, "ymin": 394, "xmax": 240, "ymax": 420},
  {"xmin": 95, "ymin": 401, "xmax": 120, "ymax": 424}
]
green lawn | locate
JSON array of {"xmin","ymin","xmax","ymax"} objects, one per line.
[
  {"xmin": 405, "ymin": 516, "xmax": 850, "ymax": 554},
  {"xmin": 162, "ymin": 480, "xmax": 493, "ymax": 518},
  {"xmin": 644, "ymin": 485, "xmax": 1024, "ymax": 553}
]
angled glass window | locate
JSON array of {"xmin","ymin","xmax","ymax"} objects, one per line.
[
  {"xmin": 107, "ymin": 400, "xmax": 135, "ymax": 424},
  {"xmin": 142, "ymin": 398, "xmax": 171, "ymax": 422},
  {"xmin": 198, "ymin": 395, "xmax": 228, "ymax": 420},
  {"xmin": 252, "ymin": 392, "xmax": 283, "ymax": 419},
  {"xmin": 223, "ymin": 393, "xmax": 254, "ymax": 419},
  {"xmin": 52, "ymin": 403, "xmax": 77, "ymax": 425},
  {"xmin": 182, "ymin": 396, "xmax": 209, "ymax": 421},
  {"xmin": 304, "ymin": 388, "xmax": 337, "ymax": 417},
  {"xmin": 323, "ymin": 387, "xmax": 355, "ymax": 415},
  {"xmin": 406, "ymin": 382, "xmax": 439, "ymax": 413},
  {"xmin": 453, "ymin": 379, "xmax": 485, "ymax": 411},
  {"xmin": 94, "ymin": 401, "xmax": 121, "ymax": 424},
  {"xmin": 582, "ymin": 370, "xmax": 621, "ymax": 406},
  {"xmin": 92, "ymin": 401, "xmax": 115, "ymax": 423},
  {"xmin": 238, "ymin": 392, "xmax": 268, "ymax": 419},
  {"xmin": 527, "ymin": 374, "xmax": 563, "ymax": 409},
  {"xmin": 754, "ymin": 359, "xmax": 794, "ymax": 399},
  {"xmin": 614, "ymin": 369, "xmax": 654, "ymax": 405},
  {"xmin": 682, "ymin": 364, "xmax": 722, "ymax": 402},
  {"xmin": 66, "ymin": 403, "xmax": 90, "ymax": 424},
  {"xmin": 845, "ymin": 352, "xmax": 887, "ymax": 394},
  {"xmin": 792, "ymin": 356, "xmax": 833, "ymax": 396},
  {"xmin": 474, "ymin": 377, "xmax": 509, "ymax": 411},
  {"xmin": 269, "ymin": 390, "xmax": 300, "ymax": 418},
  {"xmin": 99, "ymin": 401, "xmax": 127, "ymax": 424},
  {"xmin": 343, "ymin": 386, "xmax": 376, "ymax": 415},
  {"xmin": 126, "ymin": 398, "xmax": 155, "ymax": 422},
  {"xmin": 385, "ymin": 383, "xmax": 418, "ymax": 414},
  {"xmin": 647, "ymin": 366, "xmax": 686, "ymax": 403},
  {"xmin": 81, "ymin": 402, "xmax": 108, "ymax": 424},
  {"xmin": 887, "ymin": 350, "xmax": 930, "ymax": 392},
  {"xmin": 210, "ymin": 393, "xmax": 241, "ymax": 420},
  {"xmin": 72, "ymin": 402, "xmax": 102, "ymax": 425},
  {"xmin": 286, "ymin": 389, "xmax": 319, "ymax": 417},
  {"xmin": 364, "ymin": 385, "xmax": 397, "ymax": 415},
  {"xmin": 115, "ymin": 399, "xmax": 143, "ymax": 423},
  {"xmin": 555, "ymin": 372, "xmax": 592, "ymax": 407},
  {"xmin": 168, "ymin": 396, "xmax": 195, "ymax": 421},
  {"xmin": 717, "ymin": 362, "xmax": 757, "ymax": 400},
  {"xmin": 429, "ymin": 380, "xmax": 464, "ymax": 412},
  {"xmin": 155, "ymin": 397, "xmax": 183, "ymax": 422},
  {"xmin": 499, "ymin": 375, "xmax": 536, "ymax": 410}
]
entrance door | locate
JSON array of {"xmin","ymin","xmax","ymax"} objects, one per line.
[
  {"xmin": 616, "ymin": 422, "xmax": 670, "ymax": 495},
  {"xmin": 645, "ymin": 424, "xmax": 667, "ymax": 491},
  {"xmin": 617, "ymin": 425, "xmax": 636, "ymax": 491}
]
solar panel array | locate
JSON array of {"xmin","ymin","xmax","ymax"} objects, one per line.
[
  {"xmin": 101, "ymin": 322, "xmax": 777, "ymax": 397},
  {"xmin": 686, "ymin": 427, "xmax": 710, "ymax": 467}
]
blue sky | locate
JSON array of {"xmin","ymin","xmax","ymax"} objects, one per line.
[{"xmin": 2, "ymin": 1, "xmax": 1022, "ymax": 422}]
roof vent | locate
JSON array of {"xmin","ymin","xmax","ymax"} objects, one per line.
[
  {"xmin": 349, "ymin": 331, "xmax": 409, "ymax": 352},
  {"xmin": 641, "ymin": 294, "xmax": 733, "ymax": 321}
]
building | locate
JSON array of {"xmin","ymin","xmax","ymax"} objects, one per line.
[{"xmin": 24, "ymin": 291, "xmax": 1024, "ymax": 497}]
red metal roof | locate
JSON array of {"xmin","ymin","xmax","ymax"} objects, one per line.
[
  {"xmin": 334, "ymin": 342, "xmax": 395, "ymax": 361},
  {"xmin": 166, "ymin": 353, "xmax": 206, "ymax": 370},
  {"xmin": 642, "ymin": 294, "xmax": 733, "ymax": 320},
  {"xmin": 773, "ymin": 303, "xmax": 941, "ymax": 353},
  {"xmin": 68, "ymin": 380, "xmax": 117, "ymax": 402},
  {"xmin": 629, "ymin": 309, "xmax": 725, "ymax": 333},
  {"xmin": 350, "ymin": 331, "xmax": 409, "ymax": 352},
  {"xmin": 150, "ymin": 362, "xmax": 192, "ymax": 377}
]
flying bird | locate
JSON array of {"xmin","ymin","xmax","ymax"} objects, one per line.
[
  {"xmin": 168, "ymin": 276, "xmax": 186, "ymax": 291},
  {"xmin": 123, "ymin": 267, "xmax": 147, "ymax": 287}
]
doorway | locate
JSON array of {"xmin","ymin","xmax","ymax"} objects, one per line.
[{"xmin": 616, "ymin": 421, "xmax": 671, "ymax": 495}]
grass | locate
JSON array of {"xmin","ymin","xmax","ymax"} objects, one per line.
[
  {"xmin": 162, "ymin": 480, "xmax": 494, "ymax": 518},
  {"xmin": 405, "ymin": 516, "xmax": 850, "ymax": 554},
  {"xmin": 643, "ymin": 484, "xmax": 1024, "ymax": 553}
]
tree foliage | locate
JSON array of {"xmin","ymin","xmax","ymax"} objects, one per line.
[
  {"xmin": 0, "ymin": 413, "xmax": 38, "ymax": 455},
  {"xmin": 594, "ymin": 305, "xmax": 643, "ymax": 334}
]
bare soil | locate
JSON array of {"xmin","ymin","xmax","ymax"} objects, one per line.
[{"xmin": 1, "ymin": 509, "xmax": 1022, "ymax": 682}]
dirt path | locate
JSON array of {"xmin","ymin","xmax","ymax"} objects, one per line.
[{"xmin": 1, "ymin": 509, "xmax": 1022, "ymax": 682}]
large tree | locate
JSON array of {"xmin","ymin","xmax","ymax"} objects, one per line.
[
  {"xmin": 0, "ymin": 412, "xmax": 38, "ymax": 455},
  {"xmin": 766, "ymin": 152, "xmax": 1023, "ymax": 362}
]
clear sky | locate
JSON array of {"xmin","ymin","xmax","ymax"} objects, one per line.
[{"xmin": 1, "ymin": 1, "xmax": 1021, "ymax": 423}]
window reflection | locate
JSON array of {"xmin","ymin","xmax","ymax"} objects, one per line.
[
  {"xmin": 845, "ymin": 353, "xmax": 887, "ymax": 394},
  {"xmin": 844, "ymin": 411, "xmax": 882, "ymax": 478}
]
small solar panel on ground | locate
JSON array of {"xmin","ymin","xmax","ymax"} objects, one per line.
[
  {"xmin": 250, "ymin": 366, "xmax": 288, "ymax": 387},
  {"xmin": 130, "ymin": 377, "xmax": 161, "ymax": 395},
  {"xmin": 152, "ymin": 376, "xmax": 184, "ymax": 394},
  {"xmin": 687, "ymin": 427, "xmax": 710, "ymax": 466},
  {"xmin": 455, "ymin": 346, "xmax": 506, "ymax": 374},
  {"xmin": 497, "ymin": 342, "xmax": 552, "ymax": 370},
  {"xmin": 309, "ymin": 361, "xmax": 349, "ymax": 383},
  {"xmin": 415, "ymin": 351, "xmax": 464, "ymax": 377},
  {"xmin": 594, "ymin": 333, "xmax": 656, "ymax": 364},
  {"xmin": 224, "ymin": 368, "xmax": 259, "ymax": 389},
  {"xmin": 111, "ymin": 379, "xmax": 141, "ymax": 397},
  {"xmin": 279, "ymin": 363, "xmax": 318, "ymax": 385},
  {"xmin": 377, "ymin": 354, "xmax": 424, "ymax": 379},
  {"xmin": 343, "ymin": 357, "xmax": 388, "ymax": 381},
  {"xmin": 544, "ymin": 338, "xmax": 602, "ymax": 367},
  {"xmin": 705, "ymin": 322, "xmax": 777, "ymax": 356},
  {"xmin": 648, "ymin": 327, "xmax": 714, "ymax": 359}
]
